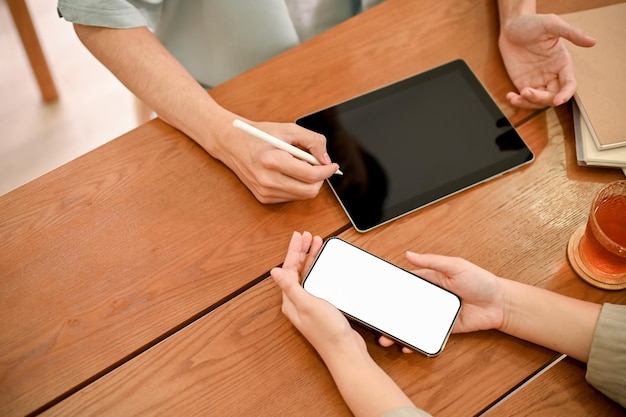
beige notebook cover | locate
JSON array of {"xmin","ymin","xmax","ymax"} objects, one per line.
[
  {"xmin": 573, "ymin": 102, "xmax": 626, "ymax": 168},
  {"xmin": 562, "ymin": 3, "xmax": 626, "ymax": 150}
]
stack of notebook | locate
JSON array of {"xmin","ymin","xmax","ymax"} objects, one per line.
[{"xmin": 561, "ymin": 3, "xmax": 626, "ymax": 175}]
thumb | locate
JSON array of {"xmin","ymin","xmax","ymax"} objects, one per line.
[
  {"xmin": 288, "ymin": 124, "xmax": 333, "ymax": 166},
  {"xmin": 270, "ymin": 267, "xmax": 292, "ymax": 291},
  {"xmin": 545, "ymin": 16, "xmax": 596, "ymax": 47},
  {"xmin": 271, "ymin": 266, "xmax": 311, "ymax": 305}
]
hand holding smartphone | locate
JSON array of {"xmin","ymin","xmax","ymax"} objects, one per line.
[{"xmin": 302, "ymin": 237, "xmax": 461, "ymax": 356}]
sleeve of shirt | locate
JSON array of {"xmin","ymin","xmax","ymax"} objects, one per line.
[
  {"xmin": 585, "ymin": 303, "xmax": 626, "ymax": 408},
  {"xmin": 360, "ymin": 0, "xmax": 384, "ymax": 11},
  {"xmin": 57, "ymin": 0, "xmax": 148, "ymax": 28},
  {"xmin": 381, "ymin": 406, "xmax": 433, "ymax": 417}
]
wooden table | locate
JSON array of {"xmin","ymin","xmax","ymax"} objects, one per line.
[
  {"xmin": 487, "ymin": 355, "xmax": 626, "ymax": 416},
  {"xmin": 1, "ymin": 1, "xmax": 624, "ymax": 416}
]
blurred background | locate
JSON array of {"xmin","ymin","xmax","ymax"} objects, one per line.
[{"xmin": 0, "ymin": 0, "xmax": 139, "ymax": 196}]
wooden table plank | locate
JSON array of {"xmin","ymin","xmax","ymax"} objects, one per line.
[
  {"xmin": 331, "ymin": 102, "xmax": 626, "ymax": 414},
  {"xmin": 486, "ymin": 356, "xmax": 626, "ymax": 417},
  {"xmin": 0, "ymin": 120, "xmax": 347, "ymax": 417},
  {"xmin": 538, "ymin": 0, "xmax": 625, "ymax": 15},
  {"xmin": 335, "ymin": 103, "xmax": 624, "ymax": 300},
  {"xmin": 41, "ymin": 277, "xmax": 352, "ymax": 416},
  {"xmin": 43, "ymin": 103, "xmax": 625, "ymax": 416},
  {"xmin": 1, "ymin": 0, "xmax": 523, "ymax": 414},
  {"xmin": 40, "ymin": 273, "xmax": 554, "ymax": 417},
  {"xmin": 2, "ymin": 0, "xmax": 624, "ymax": 416}
]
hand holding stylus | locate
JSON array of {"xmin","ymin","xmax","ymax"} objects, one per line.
[{"xmin": 233, "ymin": 119, "xmax": 343, "ymax": 175}]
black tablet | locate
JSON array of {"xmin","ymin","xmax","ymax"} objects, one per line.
[{"xmin": 296, "ymin": 59, "xmax": 533, "ymax": 232}]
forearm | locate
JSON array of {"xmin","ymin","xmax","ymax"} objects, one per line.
[
  {"xmin": 320, "ymin": 346, "xmax": 416, "ymax": 417},
  {"xmin": 73, "ymin": 24, "xmax": 235, "ymax": 156},
  {"xmin": 498, "ymin": 278, "xmax": 601, "ymax": 362},
  {"xmin": 497, "ymin": 0, "xmax": 536, "ymax": 24}
]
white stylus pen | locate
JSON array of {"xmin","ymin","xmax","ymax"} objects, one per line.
[{"xmin": 233, "ymin": 119, "xmax": 343, "ymax": 175}]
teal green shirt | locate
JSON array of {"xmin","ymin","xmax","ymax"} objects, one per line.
[{"xmin": 58, "ymin": 0, "xmax": 382, "ymax": 87}]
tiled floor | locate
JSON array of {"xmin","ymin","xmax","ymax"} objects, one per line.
[{"xmin": 0, "ymin": 0, "xmax": 139, "ymax": 196}]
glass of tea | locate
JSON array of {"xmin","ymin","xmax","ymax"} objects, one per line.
[{"xmin": 568, "ymin": 180, "xmax": 626, "ymax": 289}]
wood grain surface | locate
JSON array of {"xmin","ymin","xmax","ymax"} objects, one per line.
[
  {"xmin": 41, "ymin": 104, "xmax": 625, "ymax": 417},
  {"xmin": 1, "ymin": 0, "xmax": 624, "ymax": 416},
  {"xmin": 39, "ymin": 275, "xmax": 550, "ymax": 417},
  {"xmin": 487, "ymin": 356, "xmax": 626, "ymax": 416},
  {"xmin": 0, "ymin": 119, "xmax": 346, "ymax": 416}
]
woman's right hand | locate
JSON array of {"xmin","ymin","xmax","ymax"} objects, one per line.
[{"xmin": 379, "ymin": 253, "xmax": 507, "ymax": 349}]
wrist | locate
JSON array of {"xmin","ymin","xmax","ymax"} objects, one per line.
[
  {"xmin": 320, "ymin": 343, "xmax": 379, "ymax": 389},
  {"xmin": 494, "ymin": 278, "xmax": 602, "ymax": 361},
  {"xmin": 318, "ymin": 339, "xmax": 417, "ymax": 417},
  {"xmin": 317, "ymin": 333, "xmax": 370, "ymax": 370},
  {"xmin": 495, "ymin": 277, "xmax": 521, "ymax": 335},
  {"xmin": 497, "ymin": 0, "xmax": 536, "ymax": 24},
  {"xmin": 192, "ymin": 105, "xmax": 242, "ymax": 160}
]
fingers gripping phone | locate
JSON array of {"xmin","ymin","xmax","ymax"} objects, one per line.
[{"xmin": 302, "ymin": 237, "xmax": 461, "ymax": 356}]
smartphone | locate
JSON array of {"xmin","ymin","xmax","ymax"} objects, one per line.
[{"xmin": 302, "ymin": 237, "xmax": 461, "ymax": 356}]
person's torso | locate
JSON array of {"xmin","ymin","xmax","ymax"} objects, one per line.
[{"xmin": 154, "ymin": 0, "xmax": 381, "ymax": 86}]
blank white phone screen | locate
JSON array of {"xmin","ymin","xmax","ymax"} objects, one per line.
[{"xmin": 302, "ymin": 238, "xmax": 461, "ymax": 356}]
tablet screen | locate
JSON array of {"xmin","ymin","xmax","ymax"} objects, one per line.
[{"xmin": 296, "ymin": 59, "xmax": 533, "ymax": 232}]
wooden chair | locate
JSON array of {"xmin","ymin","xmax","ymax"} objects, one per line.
[{"xmin": 7, "ymin": 0, "xmax": 59, "ymax": 102}]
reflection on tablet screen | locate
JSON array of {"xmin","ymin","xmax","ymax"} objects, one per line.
[{"xmin": 296, "ymin": 59, "xmax": 533, "ymax": 232}]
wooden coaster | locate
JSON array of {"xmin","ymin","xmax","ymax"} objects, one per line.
[{"xmin": 567, "ymin": 224, "xmax": 626, "ymax": 291}]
